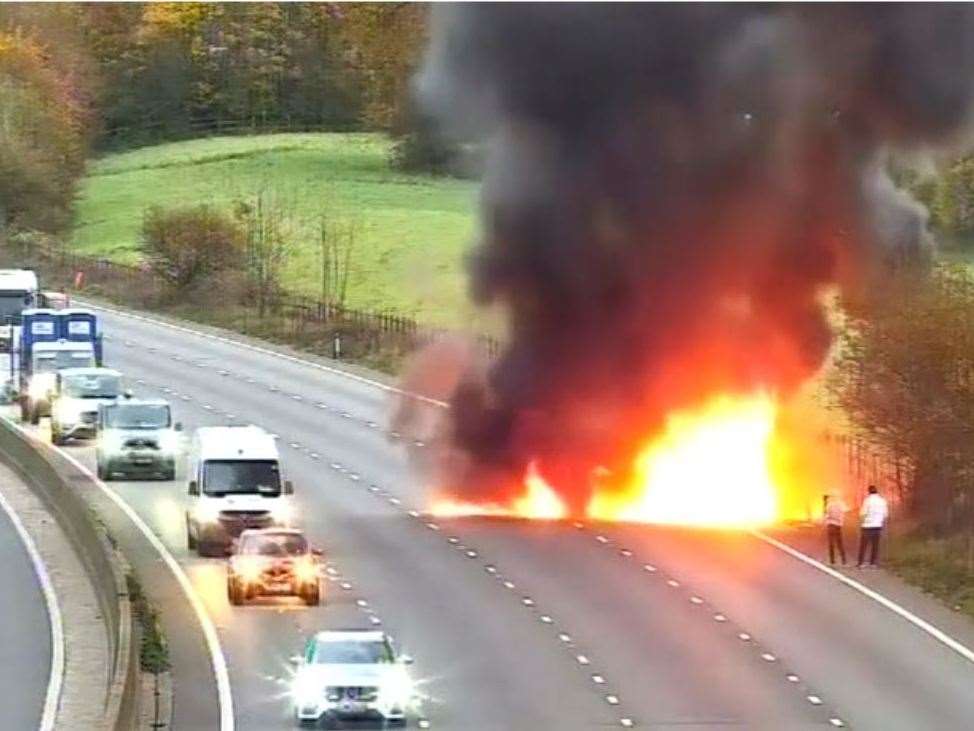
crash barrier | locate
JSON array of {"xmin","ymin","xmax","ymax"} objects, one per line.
[{"xmin": 0, "ymin": 418, "xmax": 138, "ymax": 730}]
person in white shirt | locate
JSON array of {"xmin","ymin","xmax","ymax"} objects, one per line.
[
  {"xmin": 857, "ymin": 485, "xmax": 889, "ymax": 568},
  {"xmin": 823, "ymin": 493, "xmax": 849, "ymax": 565}
]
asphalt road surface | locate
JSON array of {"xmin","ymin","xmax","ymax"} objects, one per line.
[
  {"xmin": 19, "ymin": 303, "xmax": 974, "ymax": 730},
  {"xmin": 0, "ymin": 481, "xmax": 51, "ymax": 731}
]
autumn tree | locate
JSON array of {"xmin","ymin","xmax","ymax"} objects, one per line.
[
  {"xmin": 142, "ymin": 204, "xmax": 243, "ymax": 288},
  {"xmin": 829, "ymin": 264, "xmax": 974, "ymax": 533},
  {"xmin": 0, "ymin": 29, "xmax": 90, "ymax": 236}
]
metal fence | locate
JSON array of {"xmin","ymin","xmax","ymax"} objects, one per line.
[{"xmin": 11, "ymin": 244, "xmax": 502, "ymax": 360}]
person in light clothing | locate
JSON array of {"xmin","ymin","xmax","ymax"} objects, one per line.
[
  {"xmin": 857, "ymin": 485, "xmax": 889, "ymax": 568},
  {"xmin": 823, "ymin": 493, "xmax": 848, "ymax": 566}
]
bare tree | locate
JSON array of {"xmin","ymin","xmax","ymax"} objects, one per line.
[
  {"xmin": 316, "ymin": 212, "xmax": 358, "ymax": 307},
  {"xmin": 235, "ymin": 190, "xmax": 294, "ymax": 317}
]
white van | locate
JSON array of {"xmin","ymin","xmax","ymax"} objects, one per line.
[{"xmin": 184, "ymin": 425, "xmax": 294, "ymax": 557}]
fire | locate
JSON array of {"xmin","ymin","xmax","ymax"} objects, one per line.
[
  {"xmin": 431, "ymin": 461, "xmax": 568, "ymax": 520},
  {"xmin": 587, "ymin": 393, "xmax": 782, "ymax": 527},
  {"xmin": 429, "ymin": 389, "xmax": 839, "ymax": 528}
]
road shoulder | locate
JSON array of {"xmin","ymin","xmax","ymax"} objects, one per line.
[{"xmin": 0, "ymin": 460, "xmax": 110, "ymax": 728}]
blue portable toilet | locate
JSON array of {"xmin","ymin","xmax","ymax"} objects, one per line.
[
  {"xmin": 21, "ymin": 309, "xmax": 59, "ymax": 344},
  {"xmin": 57, "ymin": 309, "xmax": 98, "ymax": 341}
]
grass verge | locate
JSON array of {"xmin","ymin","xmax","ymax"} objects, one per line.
[
  {"xmin": 126, "ymin": 574, "xmax": 171, "ymax": 674},
  {"xmin": 886, "ymin": 532, "xmax": 974, "ymax": 620}
]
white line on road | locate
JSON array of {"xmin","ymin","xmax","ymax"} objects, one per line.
[
  {"xmin": 78, "ymin": 300, "xmax": 449, "ymax": 407},
  {"xmin": 755, "ymin": 530, "xmax": 974, "ymax": 666},
  {"xmin": 0, "ymin": 486, "xmax": 64, "ymax": 731},
  {"xmin": 9, "ymin": 421, "xmax": 235, "ymax": 731}
]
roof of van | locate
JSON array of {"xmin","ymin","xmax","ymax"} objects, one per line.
[
  {"xmin": 58, "ymin": 367, "xmax": 121, "ymax": 377},
  {"xmin": 33, "ymin": 341, "xmax": 96, "ymax": 353},
  {"xmin": 194, "ymin": 425, "xmax": 279, "ymax": 461},
  {"xmin": 0, "ymin": 270, "xmax": 38, "ymax": 291}
]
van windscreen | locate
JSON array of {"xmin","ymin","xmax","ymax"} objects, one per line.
[{"xmin": 202, "ymin": 460, "xmax": 280, "ymax": 496}]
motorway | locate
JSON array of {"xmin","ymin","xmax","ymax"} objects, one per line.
[
  {"xmin": 19, "ymin": 304, "xmax": 974, "ymax": 730},
  {"xmin": 0, "ymin": 477, "xmax": 52, "ymax": 731}
]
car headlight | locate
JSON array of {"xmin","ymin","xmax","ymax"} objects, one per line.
[
  {"xmin": 292, "ymin": 673, "xmax": 320, "ymax": 706},
  {"xmin": 381, "ymin": 671, "xmax": 414, "ymax": 707},
  {"xmin": 236, "ymin": 558, "xmax": 262, "ymax": 583},
  {"xmin": 293, "ymin": 557, "xmax": 318, "ymax": 583},
  {"xmin": 270, "ymin": 500, "xmax": 293, "ymax": 525},
  {"xmin": 55, "ymin": 400, "xmax": 83, "ymax": 424},
  {"xmin": 158, "ymin": 431, "xmax": 181, "ymax": 454},
  {"xmin": 194, "ymin": 501, "xmax": 221, "ymax": 523},
  {"xmin": 100, "ymin": 432, "xmax": 125, "ymax": 454},
  {"xmin": 29, "ymin": 375, "xmax": 54, "ymax": 400}
]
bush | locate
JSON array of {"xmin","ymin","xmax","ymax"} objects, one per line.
[{"xmin": 142, "ymin": 205, "xmax": 243, "ymax": 289}]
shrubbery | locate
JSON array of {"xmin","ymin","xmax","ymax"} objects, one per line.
[{"xmin": 141, "ymin": 205, "xmax": 243, "ymax": 289}]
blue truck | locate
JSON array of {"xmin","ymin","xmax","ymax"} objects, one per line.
[{"xmin": 16, "ymin": 308, "xmax": 103, "ymax": 423}]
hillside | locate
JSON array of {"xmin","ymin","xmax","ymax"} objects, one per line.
[{"xmin": 72, "ymin": 133, "xmax": 481, "ymax": 327}]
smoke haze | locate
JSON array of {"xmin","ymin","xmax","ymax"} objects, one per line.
[{"xmin": 408, "ymin": 4, "xmax": 974, "ymax": 513}]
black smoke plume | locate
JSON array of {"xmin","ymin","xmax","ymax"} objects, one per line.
[{"xmin": 406, "ymin": 4, "xmax": 974, "ymax": 514}]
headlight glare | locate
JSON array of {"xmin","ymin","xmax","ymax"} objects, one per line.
[
  {"xmin": 194, "ymin": 500, "xmax": 221, "ymax": 523},
  {"xmin": 159, "ymin": 431, "xmax": 180, "ymax": 454},
  {"xmin": 270, "ymin": 500, "xmax": 293, "ymax": 525},
  {"xmin": 100, "ymin": 432, "xmax": 125, "ymax": 453}
]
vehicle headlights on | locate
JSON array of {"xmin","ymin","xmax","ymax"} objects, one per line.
[
  {"xmin": 194, "ymin": 500, "xmax": 221, "ymax": 524},
  {"xmin": 100, "ymin": 432, "xmax": 125, "ymax": 454},
  {"xmin": 270, "ymin": 500, "xmax": 293, "ymax": 525},
  {"xmin": 158, "ymin": 431, "xmax": 181, "ymax": 454},
  {"xmin": 294, "ymin": 557, "xmax": 318, "ymax": 583},
  {"xmin": 54, "ymin": 399, "xmax": 83, "ymax": 424},
  {"xmin": 292, "ymin": 673, "xmax": 320, "ymax": 706},
  {"xmin": 28, "ymin": 374, "xmax": 54, "ymax": 400},
  {"xmin": 381, "ymin": 671, "xmax": 414, "ymax": 708},
  {"xmin": 236, "ymin": 558, "xmax": 262, "ymax": 583}
]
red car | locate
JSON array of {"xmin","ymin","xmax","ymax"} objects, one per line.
[{"xmin": 227, "ymin": 528, "xmax": 322, "ymax": 606}]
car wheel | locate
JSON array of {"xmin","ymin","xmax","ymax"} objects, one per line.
[
  {"xmin": 303, "ymin": 583, "xmax": 320, "ymax": 607},
  {"xmin": 228, "ymin": 579, "xmax": 243, "ymax": 606}
]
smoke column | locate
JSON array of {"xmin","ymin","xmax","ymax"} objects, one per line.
[{"xmin": 408, "ymin": 4, "xmax": 974, "ymax": 514}]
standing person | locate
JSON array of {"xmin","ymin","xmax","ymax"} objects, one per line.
[
  {"xmin": 823, "ymin": 493, "xmax": 848, "ymax": 566},
  {"xmin": 857, "ymin": 485, "xmax": 889, "ymax": 568}
]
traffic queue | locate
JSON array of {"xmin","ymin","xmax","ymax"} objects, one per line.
[{"xmin": 0, "ymin": 269, "xmax": 417, "ymax": 727}]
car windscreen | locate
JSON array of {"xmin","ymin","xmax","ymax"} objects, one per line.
[
  {"xmin": 62, "ymin": 374, "xmax": 120, "ymax": 399},
  {"xmin": 104, "ymin": 404, "xmax": 170, "ymax": 429},
  {"xmin": 202, "ymin": 460, "xmax": 281, "ymax": 496},
  {"xmin": 240, "ymin": 533, "xmax": 307, "ymax": 556},
  {"xmin": 0, "ymin": 293, "xmax": 30, "ymax": 325},
  {"xmin": 312, "ymin": 640, "xmax": 394, "ymax": 665},
  {"xmin": 34, "ymin": 352, "xmax": 96, "ymax": 373}
]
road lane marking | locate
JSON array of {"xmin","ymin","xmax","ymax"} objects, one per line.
[
  {"xmin": 755, "ymin": 531, "xmax": 974, "ymax": 666},
  {"xmin": 9, "ymin": 423, "xmax": 235, "ymax": 731},
  {"xmin": 80, "ymin": 300, "xmax": 449, "ymax": 407},
  {"xmin": 0, "ymin": 487, "xmax": 64, "ymax": 731}
]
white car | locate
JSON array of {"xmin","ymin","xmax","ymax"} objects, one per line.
[
  {"xmin": 291, "ymin": 630, "xmax": 414, "ymax": 727},
  {"xmin": 50, "ymin": 367, "xmax": 122, "ymax": 445}
]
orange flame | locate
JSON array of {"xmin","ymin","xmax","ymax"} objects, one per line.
[
  {"xmin": 430, "ymin": 389, "xmax": 840, "ymax": 528},
  {"xmin": 431, "ymin": 461, "xmax": 568, "ymax": 520},
  {"xmin": 588, "ymin": 392, "xmax": 781, "ymax": 527}
]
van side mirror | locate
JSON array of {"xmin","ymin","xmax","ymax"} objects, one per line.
[
  {"xmin": 188, "ymin": 480, "xmax": 199, "ymax": 496},
  {"xmin": 284, "ymin": 480, "xmax": 294, "ymax": 495},
  {"xmin": 174, "ymin": 422, "xmax": 183, "ymax": 432}
]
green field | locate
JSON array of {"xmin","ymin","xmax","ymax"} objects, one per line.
[{"xmin": 72, "ymin": 133, "xmax": 481, "ymax": 327}]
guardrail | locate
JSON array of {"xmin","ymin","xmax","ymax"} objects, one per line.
[{"xmin": 0, "ymin": 419, "xmax": 138, "ymax": 730}]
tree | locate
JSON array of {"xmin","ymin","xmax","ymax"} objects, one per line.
[
  {"xmin": 829, "ymin": 264, "xmax": 974, "ymax": 533},
  {"xmin": 316, "ymin": 213, "xmax": 358, "ymax": 305},
  {"xmin": 0, "ymin": 30, "xmax": 90, "ymax": 236},
  {"xmin": 235, "ymin": 191, "xmax": 294, "ymax": 316},
  {"xmin": 142, "ymin": 205, "xmax": 243, "ymax": 288}
]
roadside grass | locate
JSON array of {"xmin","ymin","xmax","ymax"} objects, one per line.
[
  {"xmin": 72, "ymin": 133, "xmax": 480, "ymax": 327},
  {"xmin": 126, "ymin": 574, "xmax": 171, "ymax": 674},
  {"xmin": 886, "ymin": 533, "xmax": 974, "ymax": 620}
]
